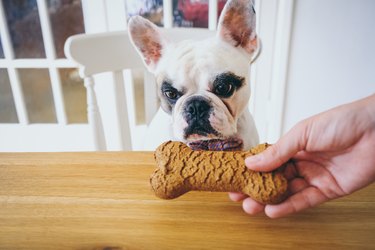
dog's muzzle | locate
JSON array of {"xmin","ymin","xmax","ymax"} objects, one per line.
[
  {"xmin": 182, "ymin": 96, "xmax": 243, "ymax": 151},
  {"xmin": 183, "ymin": 97, "xmax": 217, "ymax": 138}
]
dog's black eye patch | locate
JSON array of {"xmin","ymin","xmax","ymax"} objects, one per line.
[
  {"xmin": 212, "ymin": 72, "xmax": 244, "ymax": 98},
  {"xmin": 161, "ymin": 81, "xmax": 183, "ymax": 104}
]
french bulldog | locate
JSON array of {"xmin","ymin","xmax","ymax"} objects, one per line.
[{"xmin": 128, "ymin": 0, "xmax": 259, "ymax": 151}]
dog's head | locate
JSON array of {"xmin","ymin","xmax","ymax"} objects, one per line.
[{"xmin": 128, "ymin": 0, "xmax": 257, "ymax": 150}]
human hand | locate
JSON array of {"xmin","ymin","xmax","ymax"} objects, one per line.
[{"xmin": 230, "ymin": 94, "xmax": 375, "ymax": 218}]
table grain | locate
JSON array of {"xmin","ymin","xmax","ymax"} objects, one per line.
[{"xmin": 0, "ymin": 152, "xmax": 374, "ymax": 250}]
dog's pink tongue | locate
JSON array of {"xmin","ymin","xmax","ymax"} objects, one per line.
[{"xmin": 188, "ymin": 138, "xmax": 243, "ymax": 151}]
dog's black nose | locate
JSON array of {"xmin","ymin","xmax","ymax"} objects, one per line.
[{"xmin": 184, "ymin": 97, "xmax": 211, "ymax": 121}]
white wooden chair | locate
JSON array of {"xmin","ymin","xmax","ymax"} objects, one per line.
[{"xmin": 64, "ymin": 28, "xmax": 215, "ymax": 151}]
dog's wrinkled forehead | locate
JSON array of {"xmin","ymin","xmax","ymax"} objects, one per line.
[{"xmin": 155, "ymin": 38, "xmax": 250, "ymax": 90}]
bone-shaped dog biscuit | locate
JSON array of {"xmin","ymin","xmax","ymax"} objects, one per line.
[{"xmin": 150, "ymin": 141, "xmax": 288, "ymax": 204}]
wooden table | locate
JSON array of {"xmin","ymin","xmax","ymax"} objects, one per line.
[{"xmin": 0, "ymin": 152, "xmax": 374, "ymax": 250}]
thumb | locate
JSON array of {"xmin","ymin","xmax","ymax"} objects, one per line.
[{"xmin": 245, "ymin": 121, "xmax": 308, "ymax": 171}]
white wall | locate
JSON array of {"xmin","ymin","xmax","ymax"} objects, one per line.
[{"xmin": 282, "ymin": 0, "xmax": 375, "ymax": 133}]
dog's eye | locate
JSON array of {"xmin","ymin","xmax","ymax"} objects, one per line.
[
  {"xmin": 214, "ymin": 82, "xmax": 234, "ymax": 97},
  {"xmin": 161, "ymin": 81, "xmax": 183, "ymax": 103},
  {"xmin": 212, "ymin": 72, "xmax": 244, "ymax": 98},
  {"xmin": 164, "ymin": 89, "xmax": 180, "ymax": 100}
]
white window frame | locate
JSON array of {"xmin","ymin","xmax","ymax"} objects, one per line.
[{"xmin": 0, "ymin": 0, "xmax": 93, "ymax": 152}]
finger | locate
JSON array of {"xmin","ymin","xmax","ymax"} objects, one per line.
[
  {"xmin": 288, "ymin": 178, "xmax": 309, "ymax": 195},
  {"xmin": 228, "ymin": 192, "xmax": 247, "ymax": 202},
  {"xmin": 242, "ymin": 197, "xmax": 265, "ymax": 215},
  {"xmin": 245, "ymin": 121, "xmax": 309, "ymax": 172},
  {"xmin": 264, "ymin": 186, "xmax": 328, "ymax": 218},
  {"xmin": 284, "ymin": 161, "xmax": 298, "ymax": 180}
]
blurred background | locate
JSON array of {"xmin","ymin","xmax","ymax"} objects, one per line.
[{"xmin": 0, "ymin": 0, "xmax": 374, "ymax": 151}]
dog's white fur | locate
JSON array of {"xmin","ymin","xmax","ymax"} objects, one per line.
[{"xmin": 128, "ymin": 0, "xmax": 259, "ymax": 150}]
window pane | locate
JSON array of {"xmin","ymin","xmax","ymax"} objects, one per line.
[
  {"xmin": 0, "ymin": 37, "xmax": 4, "ymax": 58},
  {"xmin": 47, "ymin": 0, "xmax": 85, "ymax": 58},
  {"xmin": 173, "ymin": 0, "xmax": 227, "ymax": 28},
  {"xmin": 125, "ymin": 0, "xmax": 164, "ymax": 26},
  {"xmin": 3, "ymin": 0, "xmax": 46, "ymax": 58},
  {"xmin": 59, "ymin": 68, "xmax": 87, "ymax": 123},
  {"xmin": 0, "ymin": 69, "xmax": 18, "ymax": 123},
  {"xmin": 19, "ymin": 69, "xmax": 57, "ymax": 123}
]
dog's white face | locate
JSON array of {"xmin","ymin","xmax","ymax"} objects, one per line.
[{"xmin": 129, "ymin": 0, "xmax": 258, "ymax": 150}]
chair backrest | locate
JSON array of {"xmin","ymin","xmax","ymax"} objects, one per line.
[{"xmin": 64, "ymin": 28, "xmax": 215, "ymax": 151}]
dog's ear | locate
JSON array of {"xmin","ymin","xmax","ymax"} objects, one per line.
[
  {"xmin": 217, "ymin": 0, "xmax": 257, "ymax": 55},
  {"xmin": 128, "ymin": 16, "xmax": 167, "ymax": 72}
]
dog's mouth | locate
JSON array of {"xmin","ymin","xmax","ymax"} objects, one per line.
[
  {"xmin": 183, "ymin": 122, "xmax": 219, "ymax": 140},
  {"xmin": 184, "ymin": 124, "xmax": 243, "ymax": 151},
  {"xmin": 187, "ymin": 137, "xmax": 243, "ymax": 151}
]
